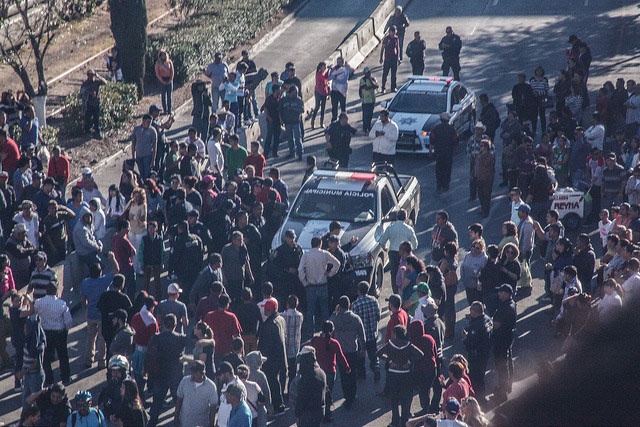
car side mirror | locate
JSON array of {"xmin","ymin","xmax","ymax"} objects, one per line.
[{"xmin": 452, "ymin": 104, "xmax": 462, "ymax": 113}]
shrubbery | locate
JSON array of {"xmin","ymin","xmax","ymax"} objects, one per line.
[
  {"xmin": 61, "ymin": 83, "xmax": 138, "ymax": 137},
  {"xmin": 145, "ymin": 0, "xmax": 291, "ymax": 86}
]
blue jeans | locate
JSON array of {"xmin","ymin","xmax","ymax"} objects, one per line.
[
  {"xmin": 284, "ymin": 122, "xmax": 303, "ymax": 158},
  {"xmin": 136, "ymin": 155, "xmax": 153, "ymax": 180},
  {"xmin": 192, "ymin": 116, "xmax": 209, "ymax": 140},
  {"xmin": 160, "ymin": 82, "xmax": 173, "ymax": 113},
  {"xmin": 23, "ymin": 369, "xmax": 44, "ymax": 409},
  {"xmin": 230, "ymin": 101, "xmax": 239, "ymax": 129},
  {"xmin": 264, "ymin": 120, "xmax": 281, "ymax": 156},
  {"xmin": 149, "ymin": 375, "xmax": 179, "ymax": 426},
  {"xmin": 212, "ymin": 88, "xmax": 224, "ymax": 109},
  {"xmin": 305, "ymin": 284, "xmax": 328, "ymax": 334}
]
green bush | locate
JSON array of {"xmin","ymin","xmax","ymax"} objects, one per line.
[
  {"xmin": 40, "ymin": 126, "xmax": 60, "ymax": 146},
  {"xmin": 61, "ymin": 82, "xmax": 138, "ymax": 137},
  {"xmin": 145, "ymin": 0, "xmax": 291, "ymax": 86}
]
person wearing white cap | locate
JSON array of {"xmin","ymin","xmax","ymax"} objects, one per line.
[
  {"xmin": 157, "ymin": 283, "xmax": 189, "ymax": 334},
  {"xmin": 467, "ymin": 122, "xmax": 490, "ymax": 201}
]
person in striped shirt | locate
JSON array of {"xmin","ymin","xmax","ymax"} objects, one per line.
[{"xmin": 27, "ymin": 251, "xmax": 57, "ymax": 300}]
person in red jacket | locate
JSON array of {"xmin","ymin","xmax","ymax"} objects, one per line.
[
  {"xmin": 203, "ymin": 294, "xmax": 242, "ymax": 368},
  {"xmin": 130, "ymin": 295, "xmax": 159, "ymax": 391},
  {"xmin": 408, "ymin": 319, "xmax": 437, "ymax": 416},
  {"xmin": 47, "ymin": 145, "xmax": 69, "ymax": 200},
  {"xmin": 385, "ymin": 294, "xmax": 408, "ymax": 343},
  {"xmin": 440, "ymin": 361, "xmax": 471, "ymax": 415},
  {"xmin": 244, "ymin": 141, "xmax": 266, "ymax": 178},
  {"xmin": 308, "ymin": 320, "xmax": 350, "ymax": 423}
]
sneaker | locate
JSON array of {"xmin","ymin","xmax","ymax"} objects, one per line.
[{"xmin": 14, "ymin": 385, "xmax": 22, "ymax": 393}]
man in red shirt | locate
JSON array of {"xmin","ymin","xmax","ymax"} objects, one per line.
[
  {"xmin": 47, "ymin": 145, "xmax": 70, "ymax": 200},
  {"xmin": 203, "ymin": 294, "xmax": 242, "ymax": 367},
  {"xmin": 244, "ymin": 141, "xmax": 266, "ymax": 177},
  {"xmin": 385, "ymin": 294, "xmax": 408, "ymax": 343},
  {"xmin": 112, "ymin": 220, "xmax": 137, "ymax": 299},
  {"xmin": 379, "ymin": 26, "xmax": 399, "ymax": 93},
  {"xmin": 0, "ymin": 128, "xmax": 20, "ymax": 175}
]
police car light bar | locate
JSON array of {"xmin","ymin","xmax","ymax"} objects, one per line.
[
  {"xmin": 313, "ymin": 170, "xmax": 376, "ymax": 181},
  {"xmin": 409, "ymin": 76, "xmax": 453, "ymax": 83}
]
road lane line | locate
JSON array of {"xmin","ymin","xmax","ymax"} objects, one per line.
[{"xmin": 493, "ymin": 0, "xmax": 499, "ymax": 5}]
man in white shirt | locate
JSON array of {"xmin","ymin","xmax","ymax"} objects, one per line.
[
  {"xmin": 369, "ymin": 109, "xmax": 399, "ymax": 164},
  {"xmin": 298, "ymin": 237, "xmax": 340, "ymax": 335},
  {"xmin": 622, "ymin": 258, "xmax": 640, "ymax": 303},
  {"xmin": 184, "ymin": 127, "xmax": 206, "ymax": 160},
  {"xmin": 584, "ymin": 113, "xmax": 605, "ymax": 151},
  {"xmin": 216, "ymin": 361, "xmax": 247, "ymax": 427},
  {"xmin": 175, "ymin": 360, "xmax": 218, "ymax": 427},
  {"xmin": 206, "ymin": 127, "xmax": 225, "ymax": 180},
  {"xmin": 509, "ymin": 187, "xmax": 523, "ymax": 226}
]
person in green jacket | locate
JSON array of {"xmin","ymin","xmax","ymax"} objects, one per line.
[{"xmin": 225, "ymin": 134, "xmax": 248, "ymax": 180}]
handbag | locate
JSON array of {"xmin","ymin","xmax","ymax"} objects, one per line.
[
  {"xmin": 550, "ymin": 274, "xmax": 565, "ymax": 295},
  {"xmin": 517, "ymin": 259, "xmax": 532, "ymax": 288}
]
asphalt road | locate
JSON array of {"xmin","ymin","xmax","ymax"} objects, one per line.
[{"xmin": 1, "ymin": 0, "xmax": 639, "ymax": 425}]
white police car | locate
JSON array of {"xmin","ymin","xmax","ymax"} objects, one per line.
[{"xmin": 385, "ymin": 76, "xmax": 476, "ymax": 154}]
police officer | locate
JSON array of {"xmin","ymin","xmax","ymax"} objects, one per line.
[
  {"xmin": 462, "ymin": 301, "xmax": 492, "ymax": 402},
  {"xmin": 491, "ymin": 284, "xmax": 517, "ymax": 402},
  {"xmin": 186, "ymin": 209, "xmax": 213, "ymax": 253},
  {"xmin": 271, "ymin": 229, "xmax": 304, "ymax": 307},
  {"xmin": 169, "ymin": 220, "xmax": 204, "ymax": 300},
  {"xmin": 438, "ymin": 26, "xmax": 462, "ymax": 81},
  {"xmin": 321, "ymin": 220, "xmax": 358, "ymax": 252},
  {"xmin": 325, "ymin": 113, "xmax": 357, "ymax": 169},
  {"xmin": 326, "ymin": 234, "xmax": 347, "ymax": 306},
  {"xmin": 430, "ymin": 113, "xmax": 459, "ymax": 192}
]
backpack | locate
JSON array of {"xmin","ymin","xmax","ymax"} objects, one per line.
[{"xmin": 71, "ymin": 408, "xmax": 104, "ymax": 427}]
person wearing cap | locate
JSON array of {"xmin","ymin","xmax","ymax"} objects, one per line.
[
  {"xmin": 271, "ymin": 229, "xmax": 303, "ymax": 302},
  {"xmin": 369, "ymin": 109, "xmax": 399, "ymax": 164},
  {"xmin": 257, "ymin": 298, "xmax": 287, "ymax": 414},
  {"xmin": 157, "ymin": 283, "xmax": 189, "ymax": 334},
  {"xmin": 168, "ymin": 220, "xmax": 204, "ymax": 298},
  {"xmin": 329, "ymin": 296, "xmax": 365, "ymax": 409},
  {"xmin": 80, "ymin": 252, "xmax": 119, "ymax": 369},
  {"xmin": 131, "ymin": 114, "xmax": 158, "ymax": 180},
  {"xmin": 175, "ymin": 360, "xmax": 218, "ymax": 427},
  {"xmin": 33, "ymin": 177, "xmax": 61, "ymax": 219},
  {"xmin": 602, "ymin": 151, "xmax": 627, "ymax": 209},
  {"xmin": 5, "ymin": 222, "xmax": 37, "ymax": 288},
  {"xmin": 147, "ymin": 314, "xmax": 188, "ymax": 426},
  {"xmin": 491, "ymin": 284, "xmax": 517, "ymax": 402},
  {"xmin": 431, "ymin": 112, "xmax": 459, "ymax": 192},
  {"xmin": 186, "ymin": 208, "xmax": 213, "ymax": 252},
  {"xmin": 467, "ymin": 122, "xmax": 490, "ymax": 201},
  {"xmin": 79, "ymin": 69, "xmax": 107, "ymax": 139},
  {"xmin": 109, "ymin": 307, "xmax": 134, "ymax": 358},
  {"xmin": 216, "ymin": 360, "xmax": 248, "ymax": 427},
  {"xmin": 405, "ymin": 30, "xmax": 426, "ymax": 75},
  {"xmin": 358, "ymin": 67, "xmax": 378, "ymax": 135},
  {"xmin": 68, "ymin": 390, "xmax": 106, "ymax": 427},
  {"xmin": 324, "ymin": 112, "xmax": 357, "ymax": 169},
  {"xmin": 403, "ymin": 281, "xmax": 434, "ymax": 320}
]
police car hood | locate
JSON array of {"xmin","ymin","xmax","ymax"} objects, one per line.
[
  {"xmin": 275, "ymin": 219, "xmax": 372, "ymax": 252},
  {"xmin": 390, "ymin": 112, "xmax": 441, "ymax": 133}
]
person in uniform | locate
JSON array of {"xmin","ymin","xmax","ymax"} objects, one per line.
[
  {"xmin": 491, "ymin": 284, "xmax": 517, "ymax": 402},
  {"xmin": 430, "ymin": 113, "xmax": 459, "ymax": 192}
]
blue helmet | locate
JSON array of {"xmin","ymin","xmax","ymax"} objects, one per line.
[{"xmin": 75, "ymin": 390, "xmax": 92, "ymax": 402}]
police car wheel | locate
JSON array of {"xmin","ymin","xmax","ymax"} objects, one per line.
[{"xmin": 370, "ymin": 258, "xmax": 384, "ymax": 298}]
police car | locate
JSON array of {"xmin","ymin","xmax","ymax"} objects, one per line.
[
  {"xmin": 271, "ymin": 164, "xmax": 420, "ymax": 297},
  {"xmin": 385, "ymin": 76, "xmax": 476, "ymax": 154}
]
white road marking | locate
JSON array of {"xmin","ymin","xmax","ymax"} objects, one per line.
[{"xmin": 493, "ymin": 0, "xmax": 499, "ymax": 5}]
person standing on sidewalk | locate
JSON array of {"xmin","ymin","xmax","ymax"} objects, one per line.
[
  {"xmin": 79, "ymin": 69, "xmax": 107, "ymax": 140},
  {"xmin": 329, "ymin": 296, "xmax": 365, "ymax": 410},
  {"xmin": 204, "ymin": 52, "xmax": 228, "ymax": 109},
  {"xmin": 298, "ymin": 237, "xmax": 340, "ymax": 335},
  {"xmin": 351, "ymin": 281, "xmax": 380, "ymax": 382},
  {"xmin": 385, "ymin": 6, "xmax": 410, "ymax": 62},
  {"xmin": 328, "ymin": 57, "xmax": 351, "ymax": 123},
  {"xmin": 312, "ymin": 62, "xmax": 330, "ymax": 130},
  {"xmin": 377, "ymin": 208, "xmax": 418, "ymax": 294},
  {"xmin": 369, "ymin": 109, "xmax": 399, "ymax": 164},
  {"xmin": 439, "ymin": 26, "xmax": 462, "ymax": 81},
  {"xmin": 154, "ymin": 49, "xmax": 174, "ymax": 115},
  {"xmin": 359, "ymin": 67, "xmax": 378, "ymax": 134},
  {"xmin": 405, "ymin": 31, "xmax": 426, "ymax": 75},
  {"xmin": 131, "ymin": 114, "xmax": 157, "ymax": 180},
  {"xmin": 279, "ymin": 86, "xmax": 305, "ymax": 161},
  {"xmin": 380, "ymin": 26, "xmax": 399, "ymax": 93},
  {"xmin": 32, "ymin": 283, "xmax": 72, "ymax": 386},
  {"xmin": 262, "ymin": 84, "xmax": 282, "ymax": 158}
]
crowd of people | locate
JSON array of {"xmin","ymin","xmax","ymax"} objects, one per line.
[{"xmin": 1, "ymin": 0, "xmax": 640, "ymax": 423}]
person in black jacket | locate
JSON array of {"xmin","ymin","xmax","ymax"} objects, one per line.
[
  {"xmin": 512, "ymin": 73, "xmax": 537, "ymax": 126},
  {"xmin": 573, "ymin": 233, "xmax": 596, "ymax": 295},
  {"xmin": 421, "ymin": 301, "xmax": 445, "ymax": 414},
  {"xmin": 324, "ymin": 113, "xmax": 357, "ymax": 169},
  {"xmin": 430, "ymin": 113, "xmax": 459, "ymax": 192},
  {"xmin": 257, "ymin": 300, "xmax": 287, "ymax": 414},
  {"xmin": 479, "ymin": 93, "xmax": 500, "ymax": 141},
  {"xmin": 168, "ymin": 221, "xmax": 203, "ymax": 300},
  {"xmin": 270, "ymin": 229, "xmax": 303, "ymax": 307},
  {"xmin": 405, "ymin": 31, "xmax": 426, "ymax": 75},
  {"xmin": 438, "ymin": 26, "xmax": 462, "ymax": 81},
  {"xmin": 492, "ymin": 284, "xmax": 517, "ymax": 402},
  {"xmin": 462, "ymin": 301, "xmax": 492, "ymax": 401},
  {"xmin": 478, "ymin": 245, "xmax": 502, "ymax": 315},
  {"xmin": 293, "ymin": 347, "xmax": 326, "ymax": 427}
]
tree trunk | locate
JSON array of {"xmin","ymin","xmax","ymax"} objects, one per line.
[
  {"xmin": 32, "ymin": 95, "xmax": 47, "ymax": 127},
  {"xmin": 109, "ymin": 0, "xmax": 147, "ymax": 99}
]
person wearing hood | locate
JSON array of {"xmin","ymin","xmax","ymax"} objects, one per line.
[
  {"xmin": 430, "ymin": 112, "xmax": 459, "ymax": 192},
  {"xmin": 293, "ymin": 346, "xmax": 326, "ymax": 427},
  {"xmin": 5, "ymin": 222, "xmax": 37, "ymax": 288},
  {"xmin": 329, "ymin": 295, "xmax": 365, "ymax": 410},
  {"xmin": 21, "ymin": 313, "xmax": 46, "ymax": 409},
  {"xmin": 462, "ymin": 301, "xmax": 492, "ymax": 402},
  {"xmin": 25, "ymin": 382, "xmax": 71, "ymax": 427},
  {"xmin": 245, "ymin": 351, "xmax": 272, "ymax": 415},
  {"xmin": 89, "ymin": 197, "xmax": 106, "ymax": 240},
  {"xmin": 72, "ymin": 205, "xmax": 103, "ymax": 268},
  {"xmin": 408, "ymin": 320, "xmax": 437, "ymax": 417},
  {"xmin": 421, "ymin": 300, "xmax": 446, "ymax": 414},
  {"xmin": 257, "ymin": 299, "xmax": 287, "ymax": 415},
  {"xmin": 377, "ymin": 325, "xmax": 423, "ymax": 427}
]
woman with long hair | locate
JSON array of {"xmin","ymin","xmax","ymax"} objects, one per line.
[
  {"xmin": 126, "ymin": 188, "xmax": 147, "ymax": 275},
  {"xmin": 439, "ymin": 361, "xmax": 470, "ymax": 414},
  {"xmin": 311, "ymin": 62, "xmax": 330, "ymax": 129},
  {"xmin": 119, "ymin": 170, "xmax": 138, "ymax": 202},
  {"xmin": 499, "ymin": 221, "xmax": 519, "ymax": 250},
  {"xmin": 114, "ymin": 378, "xmax": 147, "ymax": 426},
  {"xmin": 155, "ymin": 49, "xmax": 174, "ymax": 115},
  {"xmin": 461, "ymin": 396, "xmax": 489, "ymax": 427},
  {"xmin": 308, "ymin": 321, "xmax": 349, "ymax": 423},
  {"xmin": 499, "ymin": 243, "xmax": 521, "ymax": 291},
  {"xmin": 193, "ymin": 321, "xmax": 216, "ymax": 380},
  {"xmin": 400, "ymin": 255, "xmax": 425, "ymax": 302},
  {"xmin": 439, "ymin": 241, "xmax": 459, "ymax": 338},
  {"xmin": 106, "ymin": 184, "xmax": 126, "ymax": 228}
]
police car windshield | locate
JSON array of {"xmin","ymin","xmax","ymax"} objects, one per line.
[
  {"xmin": 389, "ymin": 90, "xmax": 447, "ymax": 114},
  {"xmin": 290, "ymin": 188, "xmax": 377, "ymax": 223}
]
